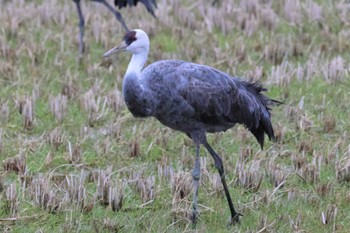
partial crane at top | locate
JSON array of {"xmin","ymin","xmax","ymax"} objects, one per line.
[{"xmin": 72, "ymin": 0, "xmax": 157, "ymax": 59}]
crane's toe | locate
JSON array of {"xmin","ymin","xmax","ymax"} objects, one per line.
[
  {"xmin": 228, "ymin": 212, "xmax": 243, "ymax": 226},
  {"xmin": 190, "ymin": 210, "xmax": 199, "ymax": 225}
]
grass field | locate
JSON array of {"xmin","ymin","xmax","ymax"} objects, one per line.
[{"xmin": 1, "ymin": 0, "xmax": 350, "ymax": 232}]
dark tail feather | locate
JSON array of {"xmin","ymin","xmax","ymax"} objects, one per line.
[
  {"xmin": 250, "ymin": 96, "xmax": 281, "ymax": 149},
  {"xmin": 114, "ymin": 0, "xmax": 157, "ymax": 18},
  {"xmin": 248, "ymin": 83, "xmax": 282, "ymax": 149},
  {"xmin": 243, "ymin": 81, "xmax": 282, "ymax": 149},
  {"xmin": 269, "ymin": 98, "xmax": 284, "ymax": 106},
  {"xmin": 250, "ymin": 125, "xmax": 265, "ymax": 149},
  {"xmin": 140, "ymin": 0, "xmax": 157, "ymax": 18},
  {"xmin": 249, "ymin": 116, "xmax": 275, "ymax": 150}
]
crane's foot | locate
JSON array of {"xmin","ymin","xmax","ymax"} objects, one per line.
[
  {"xmin": 228, "ymin": 212, "xmax": 243, "ymax": 226},
  {"xmin": 190, "ymin": 209, "xmax": 199, "ymax": 226}
]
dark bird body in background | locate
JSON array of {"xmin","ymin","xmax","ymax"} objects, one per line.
[
  {"xmin": 72, "ymin": 0, "xmax": 157, "ymax": 58},
  {"xmin": 103, "ymin": 29, "xmax": 281, "ymax": 225}
]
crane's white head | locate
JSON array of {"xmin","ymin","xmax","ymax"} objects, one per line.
[{"xmin": 103, "ymin": 29, "xmax": 149, "ymax": 57}]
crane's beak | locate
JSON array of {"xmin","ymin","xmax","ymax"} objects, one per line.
[{"xmin": 103, "ymin": 41, "xmax": 128, "ymax": 57}]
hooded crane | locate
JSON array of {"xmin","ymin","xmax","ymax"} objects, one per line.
[
  {"xmin": 103, "ymin": 29, "xmax": 281, "ymax": 225},
  {"xmin": 72, "ymin": 0, "xmax": 157, "ymax": 57}
]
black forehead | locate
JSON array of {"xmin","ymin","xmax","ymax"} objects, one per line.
[{"xmin": 124, "ymin": 31, "xmax": 137, "ymax": 45}]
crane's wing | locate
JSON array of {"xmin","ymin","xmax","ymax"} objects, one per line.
[
  {"xmin": 176, "ymin": 63, "xmax": 279, "ymax": 148},
  {"xmin": 114, "ymin": 0, "xmax": 157, "ymax": 17}
]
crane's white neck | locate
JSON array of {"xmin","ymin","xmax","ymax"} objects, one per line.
[
  {"xmin": 122, "ymin": 48, "xmax": 155, "ymax": 117},
  {"xmin": 126, "ymin": 51, "xmax": 148, "ymax": 76},
  {"xmin": 123, "ymin": 50, "xmax": 149, "ymax": 108}
]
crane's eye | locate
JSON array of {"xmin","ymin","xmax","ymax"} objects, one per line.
[{"xmin": 124, "ymin": 31, "xmax": 137, "ymax": 45}]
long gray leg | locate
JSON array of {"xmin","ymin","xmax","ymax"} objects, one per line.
[
  {"xmin": 191, "ymin": 144, "xmax": 201, "ymax": 224},
  {"xmin": 92, "ymin": 0, "xmax": 129, "ymax": 31},
  {"xmin": 73, "ymin": 0, "xmax": 85, "ymax": 57},
  {"xmin": 204, "ymin": 142, "xmax": 241, "ymax": 225}
]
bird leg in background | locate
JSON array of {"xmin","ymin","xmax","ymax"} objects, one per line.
[
  {"xmin": 191, "ymin": 144, "xmax": 201, "ymax": 225},
  {"xmin": 92, "ymin": 0, "xmax": 129, "ymax": 31},
  {"xmin": 73, "ymin": 0, "xmax": 85, "ymax": 58},
  {"xmin": 204, "ymin": 142, "xmax": 242, "ymax": 225}
]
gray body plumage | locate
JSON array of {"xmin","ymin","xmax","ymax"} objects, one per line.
[{"xmin": 123, "ymin": 60, "xmax": 276, "ymax": 148}]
